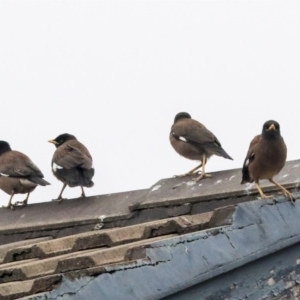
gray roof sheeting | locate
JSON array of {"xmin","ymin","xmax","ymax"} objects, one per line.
[
  {"xmin": 20, "ymin": 196, "xmax": 300, "ymax": 300},
  {"xmin": 0, "ymin": 160, "xmax": 300, "ymax": 299}
]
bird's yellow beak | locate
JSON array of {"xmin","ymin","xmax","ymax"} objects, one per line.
[
  {"xmin": 48, "ymin": 139, "xmax": 58, "ymax": 145},
  {"xmin": 268, "ymin": 124, "xmax": 276, "ymax": 131}
]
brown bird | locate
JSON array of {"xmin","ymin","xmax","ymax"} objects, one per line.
[
  {"xmin": 241, "ymin": 120, "xmax": 295, "ymax": 203},
  {"xmin": 170, "ymin": 112, "xmax": 233, "ymax": 181},
  {"xmin": 0, "ymin": 141, "xmax": 50, "ymax": 209},
  {"xmin": 48, "ymin": 133, "xmax": 94, "ymax": 201}
]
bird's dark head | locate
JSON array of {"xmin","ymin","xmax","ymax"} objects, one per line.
[
  {"xmin": 0, "ymin": 141, "xmax": 12, "ymax": 155},
  {"xmin": 174, "ymin": 112, "xmax": 191, "ymax": 123},
  {"xmin": 262, "ymin": 120, "xmax": 281, "ymax": 139},
  {"xmin": 48, "ymin": 133, "xmax": 77, "ymax": 148}
]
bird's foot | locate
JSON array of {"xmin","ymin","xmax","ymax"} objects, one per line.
[
  {"xmin": 174, "ymin": 172, "xmax": 198, "ymax": 178},
  {"xmin": 52, "ymin": 197, "xmax": 65, "ymax": 203},
  {"xmin": 2, "ymin": 204, "xmax": 15, "ymax": 210},
  {"xmin": 258, "ymin": 194, "xmax": 274, "ymax": 200},
  {"xmin": 80, "ymin": 193, "xmax": 86, "ymax": 198},
  {"xmin": 14, "ymin": 200, "xmax": 28, "ymax": 207},
  {"xmin": 282, "ymin": 190, "xmax": 296, "ymax": 205},
  {"xmin": 192, "ymin": 173, "xmax": 212, "ymax": 182}
]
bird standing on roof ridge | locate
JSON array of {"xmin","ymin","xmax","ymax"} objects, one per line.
[
  {"xmin": 169, "ymin": 112, "xmax": 233, "ymax": 181},
  {"xmin": 0, "ymin": 141, "xmax": 50, "ymax": 209},
  {"xmin": 48, "ymin": 133, "xmax": 94, "ymax": 201},
  {"xmin": 241, "ymin": 120, "xmax": 295, "ymax": 203}
]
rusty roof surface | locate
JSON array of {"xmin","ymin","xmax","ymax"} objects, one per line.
[{"xmin": 0, "ymin": 160, "xmax": 299, "ymax": 300}]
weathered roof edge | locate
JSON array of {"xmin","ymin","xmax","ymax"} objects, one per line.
[
  {"xmin": 20, "ymin": 194, "xmax": 300, "ymax": 300},
  {"xmin": 2, "ymin": 159, "xmax": 300, "ymax": 246}
]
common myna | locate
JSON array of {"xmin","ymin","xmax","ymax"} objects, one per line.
[
  {"xmin": 0, "ymin": 141, "xmax": 50, "ymax": 209},
  {"xmin": 241, "ymin": 120, "xmax": 295, "ymax": 203},
  {"xmin": 170, "ymin": 112, "xmax": 233, "ymax": 181},
  {"xmin": 48, "ymin": 133, "xmax": 94, "ymax": 201}
]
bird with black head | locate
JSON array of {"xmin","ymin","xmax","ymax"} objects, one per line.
[
  {"xmin": 0, "ymin": 141, "xmax": 50, "ymax": 209},
  {"xmin": 241, "ymin": 120, "xmax": 295, "ymax": 203},
  {"xmin": 170, "ymin": 112, "xmax": 233, "ymax": 181},
  {"xmin": 48, "ymin": 133, "xmax": 94, "ymax": 201}
]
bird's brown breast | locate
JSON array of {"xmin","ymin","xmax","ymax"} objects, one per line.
[
  {"xmin": 0, "ymin": 176, "xmax": 37, "ymax": 195},
  {"xmin": 248, "ymin": 137, "xmax": 287, "ymax": 181}
]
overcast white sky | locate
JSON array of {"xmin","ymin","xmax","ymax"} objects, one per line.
[{"xmin": 0, "ymin": 0, "xmax": 299, "ymax": 205}]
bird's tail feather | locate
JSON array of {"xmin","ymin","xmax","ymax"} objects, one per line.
[
  {"xmin": 56, "ymin": 168, "xmax": 94, "ymax": 187},
  {"xmin": 29, "ymin": 176, "xmax": 51, "ymax": 186},
  {"xmin": 240, "ymin": 166, "xmax": 253, "ymax": 184},
  {"xmin": 214, "ymin": 147, "xmax": 233, "ymax": 160},
  {"xmin": 79, "ymin": 168, "xmax": 94, "ymax": 187}
]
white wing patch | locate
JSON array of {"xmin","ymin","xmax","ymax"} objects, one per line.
[
  {"xmin": 52, "ymin": 163, "xmax": 63, "ymax": 172},
  {"xmin": 0, "ymin": 173, "xmax": 9, "ymax": 177},
  {"xmin": 179, "ymin": 136, "xmax": 188, "ymax": 142},
  {"xmin": 245, "ymin": 153, "xmax": 254, "ymax": 167},
  {"xmin": 172, "ymin": 132, "xmax": 188, "ymax": 142},
  {"xmin": 20, "ymin": 179, "xmax": 37, "ymax": 187}
]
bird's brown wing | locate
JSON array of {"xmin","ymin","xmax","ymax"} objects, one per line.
[
  {"xmin": 241, "ymin": 135, "xmax": 261, "ymax": 183},
  {"xmin": 171, "ymin": 119, "xmax": 219, "ymax": 145},
  {"xmin": 244, "ymin": 135, "xmax": 261, "ymax": 164},
  {"xmin": 171, "ymin": 118, "xmax": 233, "ymax": 160},
  {"xmin": 53, "ymin": 140, "xmax": 93, "ymax": 170},
  {"xmin": 0, "ymin": 151, "xmax": 43, "ymax": 177}
]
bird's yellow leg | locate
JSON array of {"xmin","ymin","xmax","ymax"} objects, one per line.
[
  {"xmin": 269, "ymin": 179, "xmax": 295, "ymax": 204},
  {"xmin": 15, "ymin": 192, "xmax": 31, "ymax": 206},
  {"xmin": 53, "ymin": 183, "xmax": 67, "ymax": 202},
  {"xmin": 255, "ymin": 182, "xmax": 273, "ymax": 199},
  {"xmin": 5, "ymin": 191, "xmax": 15, "ymax": 209},
  {"xmin": 21, "ymin": 192, "xmax": 30, "ymax": 206},
  {"xmin": 80, "ymin": 186, "xmax": 86, "ymax": 198},
  {"xmin": 192, "ymin": 154, "xmax": 211, "ymax": 182},
  {"xmin": 175, "ymin": 163, "xmax": 202, "ymax": 178},
  {"xmin": 23, "ymin": 192, "xmax": 30, "ymax": 205}
]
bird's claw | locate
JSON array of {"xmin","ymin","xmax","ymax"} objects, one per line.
[
  {"xmin": 52, "ymin": 198, "xmax": 65, "ymax": 203},
  {"xmin": 258, "ymin": 194, "xmax": 274, "ymax": 200},
  {"xmin": 14, "ymin": 200, "xmax": 27, "ymax": 207},
  {"xmin": 2, "ymin": 204, "xmax": 15, "ymax": 210},
  {"xmin": 192, "ymin": 173, "xmax": 212, "ymax": 182},
  {"xmin": 174, "ymin": 171, "xmax": 201, "ymax": 178},
  {"xmin": 283, "ymin": 191, "xmax": 296, "ymax": 204}
]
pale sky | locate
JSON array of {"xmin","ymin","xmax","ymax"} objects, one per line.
[{"xmin": 0, "ymin": 0, "xmax": 299, "ymax": 205}]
